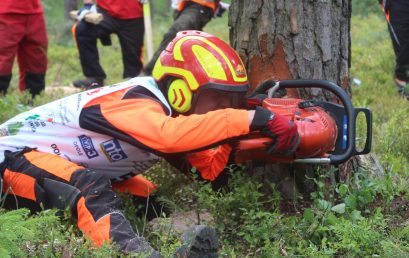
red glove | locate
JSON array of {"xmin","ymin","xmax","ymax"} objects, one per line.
[{"xmin": 250, "ymin": 107, "xmax": 299, "ymax": 156}]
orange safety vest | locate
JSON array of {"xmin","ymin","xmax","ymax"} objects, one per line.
[{"xmin": 177, "ymin": 0, "xmax": 220, "ymax": 13}]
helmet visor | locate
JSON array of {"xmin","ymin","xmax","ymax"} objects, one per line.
[{"xmin": 190, "ymin": 84, "xmax": 249, "ymax": 114}]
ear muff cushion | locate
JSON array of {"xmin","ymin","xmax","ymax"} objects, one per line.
[{"xmin": 168, "ymin": 79, "xmax": 193, "ymax": 113}]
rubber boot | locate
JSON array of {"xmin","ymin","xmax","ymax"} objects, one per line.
[
  {"xmin": 25, "ymin": 72, "xmax": 45, "ymax": 98},
  {"xmin": 0, "ymin": 74, "xmax": 12, "ymax": 95},
  {"xmin": 72, "ymin": 77, "xmax": 104, "ymax": 89}
]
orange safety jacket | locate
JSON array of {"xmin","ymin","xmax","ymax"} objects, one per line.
[
  {"xmin": 177, "ymin": 0, "xmax": 220, "ymax": 13},
  {"xmin": 0, "ymin": 77, "xmax": 249, "ymax": 182},
  {"xmin": 186, "ymin": 144, "xmax": 232, "ymax": 181}
]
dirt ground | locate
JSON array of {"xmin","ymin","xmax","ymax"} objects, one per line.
[{"xmin": 387, "ymin": 194, "xmax": 409, "ymax": 227}]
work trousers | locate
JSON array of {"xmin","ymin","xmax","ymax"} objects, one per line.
[
  {"xmin": 0, "ymin": 148, "xmax": 156, "ymax": 253},
  {"xmin": 387, "ymin": 0, "xmax": 409, "ymax": 81},
  {"xmin": 0, "ymin": 13, "xmax": 47, "ymax": 96},
  {"xmin": 143, "ymin": 2, "xmax": 213, "ymax": 75},
  {"xmin": 74, "ymin": 7, "xmax": 144, "ymax": 80}
]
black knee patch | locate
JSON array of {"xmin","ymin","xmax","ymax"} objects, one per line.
[{"xmin": 71, "ymin": 169, "xmax": 122, "ymax": 220}]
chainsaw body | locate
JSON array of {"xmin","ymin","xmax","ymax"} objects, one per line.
[{"xmin": 234, "ymin": 80, "xmax": 373, "ymax": 165}]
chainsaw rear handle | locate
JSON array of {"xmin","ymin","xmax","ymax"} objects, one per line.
[{"xmin": 257, "ymin": 79, "xmax": 372, "ymax": 165}]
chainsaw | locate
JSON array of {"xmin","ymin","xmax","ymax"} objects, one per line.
[{"xmin": 234, "ymin": 79, "xmax": 372, "ymax": 165}]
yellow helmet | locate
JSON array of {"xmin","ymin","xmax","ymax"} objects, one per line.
[{"xmin": 152, "ymin": 30, "xmax": 249, "ymax": 114}]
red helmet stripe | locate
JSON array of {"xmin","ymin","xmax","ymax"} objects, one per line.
[
  {"xmin": 178, "ymin": 89, "xmax": 186, "ymax": 107},
  {"xmin": 172, "ymin": 89, "xmax": 178, "ymax": 105}
]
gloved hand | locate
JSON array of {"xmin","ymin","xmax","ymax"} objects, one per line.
[
  {"xmin": 250, "ymin": 106, "xmax": 299, "ymax": 156},
  {"xmin": 139, "ymin": 0, "xmax": 148, "ymax": 4},
  {"xmin": 77, "ymin": 3, "xmax": 92, "ymax": 19},
  {"xmin": 253, "ymin": 79, "xmax": 287, "ymax": 98},
  {"xmin": 246, "ymin": 93, "xmax": 267, "ymax": 109},
  {"xmin": 245, "ymin": 79, "xmax": 276, "ymax": 109},
  {"xmin": 77, "ymin": 3, "xmax": 99, "ymax": 21}
]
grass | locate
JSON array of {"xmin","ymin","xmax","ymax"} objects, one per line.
[
  {"xmin": 1, "ymin": 0, "xmax": 408, "ymax": 257},
  {"xmin": 351, "ymin": 13, "xmax": 409, "ymax": 193}
]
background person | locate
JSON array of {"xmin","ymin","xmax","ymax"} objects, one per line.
[
  {"xmin": 143, "ymin": 0, "xmax": 229, "ymax": 75},
  {"xmin": 72, "ymin": 0, "xmax": 145, "ymax": 89},
  {"xmin": 379, "ymin": 0, "xmax": 409, "ymax": 98},
  {"xmin": 0, "ymin": 0, "xmax": 48, "ymax": 98}
]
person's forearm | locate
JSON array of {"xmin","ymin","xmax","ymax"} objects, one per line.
[
  {"xmin": 83, "ymin": 0, "xmax": 93, "ymax": 4},
  {"xmin": 84, "ymin": 98, "xmax": 251, "ymax": 154}
]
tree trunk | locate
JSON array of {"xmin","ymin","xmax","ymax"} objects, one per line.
[
  {"xmin": 229, "ymin": 0, "xmax": 351, "ymax": 99},
  {"xmin": 229, "ymin": 0, "xmax": 352, "ymax": 201},
  {"xmin": 64, "ymin": 0, "xmax": 78, "ymax": 23}
]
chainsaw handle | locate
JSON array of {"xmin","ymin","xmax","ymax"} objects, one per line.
[
  {"xmin": 353, "ymin": 108, "xmax": 372, "ymax": 156},
  {"xmin": 273, "ymin": 79, "xmax": 355, "ymax": 165}
]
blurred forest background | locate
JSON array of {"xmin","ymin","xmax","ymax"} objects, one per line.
[{"xmin": 0, "ymin": 0, "xmax": 408, "ymax": 257}]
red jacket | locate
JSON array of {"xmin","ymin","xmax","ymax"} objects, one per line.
[
  {"xmin": 0, "ymin": 0, "xmax": 43, "ymax": 14},
  {"xmin": 97, "ymin": 0, "xmax": 143, "ymax": 19},
  {"xmin": 178, "ymin": 0, "xmax": 220, "ymax": 13}
]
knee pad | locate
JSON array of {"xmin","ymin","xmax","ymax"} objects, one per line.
[{"xmin": 43, "ymin": 178, "xmax": 81, "ymax": 211}]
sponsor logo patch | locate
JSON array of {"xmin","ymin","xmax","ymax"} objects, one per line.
[
  {"xmin": 235, "ymin": 64, "xmax": 246, "ymax": 76},
  {"xmin": 51, "ymin": 143, "xmax": 61, "ymax": 156},
  {"xmin": 100, "ymin": 139, "xmax": 127, "ymax": 162},
  {"xmin": 0, "ymin": 121, "xmax": 25, "ymax": 137},
  {"xmin": 8, "ymin": 122, "xmax": 24, "ymax": 135},
  {"xmin": 24, "ymin": 114, "xmax": 46, "ymax": 132},
  {"xmin": 78, "ymin": 135, "xmax": 99, "ymax": 159}
]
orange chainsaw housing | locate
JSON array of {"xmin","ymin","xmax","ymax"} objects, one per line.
[{"xmin": 235, "ymin": 98, "xmax": 338, "ymax": 163}]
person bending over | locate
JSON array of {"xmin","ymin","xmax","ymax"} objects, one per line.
[{"xmin": 0, "ymin": 31, "xmax": 298, "ymax": 257}]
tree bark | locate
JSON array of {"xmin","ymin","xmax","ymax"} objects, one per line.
[
  {"xmin": 229, "ymin": 0, "xmax": 352, "ymax": 199},
  {"xmin": 229, "ymin": 0, "xmax": 351, "ymax": 100}
]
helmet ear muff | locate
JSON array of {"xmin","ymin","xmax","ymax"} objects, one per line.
[{"xmin": 167, "ymin": 79, "xmax": 193, "ymax": 113}]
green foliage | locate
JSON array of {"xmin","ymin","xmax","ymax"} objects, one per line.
[
  {"xmin": 0, "ymin": 92, "xmax": 31, "ymax": 122},
  {"xmin": 0, "ymin": 207, "xmax": 123, "ymax": 257},
  {"xmin": 351, "ymin": 13, "xmax": 409, "ymax": 194},
  {"xmin": 47, "ymin": 45, "xmax": 83, "ymax": 87},
  {"xmin": 0, "ymin": 1, "xmax": 408, "ymax": 257},
  {"xmin": 352, "ymin": 0, "xmax": 381, "ymax": 16},
  {"xmin": 0, "ymin": 208, "xmax": 59, "ymax": 257},
  {"xmin": 162, "ymin": 166, "xmax": 409, "ymax": 257}
]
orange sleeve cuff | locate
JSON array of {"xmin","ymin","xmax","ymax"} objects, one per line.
[{"xmin": 186, "ymin": 144, "xmax": 232, "ymax": 181}]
